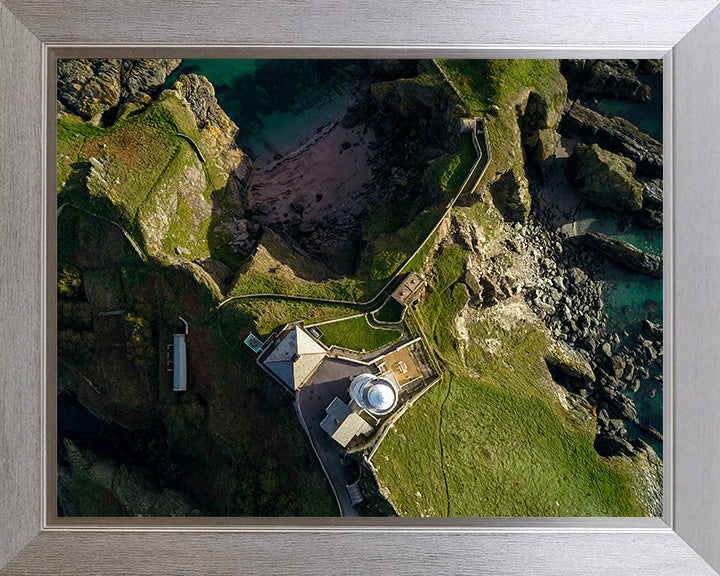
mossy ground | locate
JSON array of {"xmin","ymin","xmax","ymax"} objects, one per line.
[{"xmin": 373, "ymin": 298, "xmax": 405, "ymax": 323}]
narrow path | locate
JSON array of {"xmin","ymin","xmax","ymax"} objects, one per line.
[
  {"xmin": 438, "ymin": 376, "xmax": 453, "ymax": 516},
  {"xmin": 57, "ymin": 203, "xmax": 147, "ymax": 262},
  {"xmin": 176, "ymin": 132, "xmax": 206, "ymax": 163}
]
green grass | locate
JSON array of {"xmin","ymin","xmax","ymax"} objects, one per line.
[
  {"xmin": 319, "ymin": 315, "xmax": 402, "ymax": 352},
  {"xmin": 373, "ymin": 298, "xmax": 405, "ymax": 323},
  {"xmin": 436, "ymin": 59, "xmax": 565, "ymax": 116},
  {"xmin": 58, "ymin": 93, "xmax": 226, "ymax": 260},
  {"xmin": 372, "ymin": 235, "xmax": 647, "ymax": 517},
  {"xmin": 426, "ymin": 132, "xmax": 477, "ymax": 199},
  {"xmin": 429, "ymin": 60, "xmax": 567, "ymax": 210}
]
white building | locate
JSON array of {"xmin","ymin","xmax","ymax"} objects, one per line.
[
  {"xmin": 172, "ymin": 317, "xmax": 189, "ymax": 392},
  {"xmin": 349, "ymin": 372, "xmax": 399, "ymax": 417}
]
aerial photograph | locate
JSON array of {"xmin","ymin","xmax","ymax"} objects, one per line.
[{"xmin": 56, "ymin": 58, "xmax": 663, "ymax": 517}]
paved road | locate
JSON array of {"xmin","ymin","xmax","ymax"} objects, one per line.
[{"xmin": 297, "ymin": 358, "xmax": 379, "ymax": 517}]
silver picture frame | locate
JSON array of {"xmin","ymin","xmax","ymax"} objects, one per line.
[{"xmin": 2, "ymin": 1, "xmax": 720, "ymax": 574}]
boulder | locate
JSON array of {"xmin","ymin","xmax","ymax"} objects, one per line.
[
  {"xmin": 635, "ymin": 208, "xmax": 663, "ymax": 229},
  {"xmin": 546, "ymin": 341, "xmax": 596, "ymax": 383},
  {"xmin": 171, "ymin": 73, "xmax": 237, "ymax": 138},
  {"xmin": 488, "ymin": 167, "xmax": 531, "ymax": 222},
  {"xmin": 568, "ymin": 143, "xmax": 644, "ymax": 211},
  {"xmin": 560, "ymin": 102, "xmax": 663, "ymax": 177},
  {"xmin": 643, "ymin": 320, "xmax": 663, "ymax": 340},
  {"xmin": 611, "ymin": 356, "xmax": 627, "ymax": 379},
  {"xmin": 595, "ymin": 432, "xmax": 636, "ymax": 457},
  {"xmin": 642, "ymin": 179, "xmax": 663, "ymax": 207},
  {"xmin": 528, "ymin": 127, "xmax": 562, "ymax": 167},
  {"xmin": 522, "ymin": 85, "xmax": 567, "ymax": 170},
  {"xmin": 523, "ymin": 87, "xmax": 567, "ymax": 133},
  {"xmin": 638, "ymin": 59, "xmax": 663, "ymax": 75},
  {"xmin": 568, "ymin": 267, "xmax": 588, "ymax": 287},
  {"xmin": 562, "ymin": 59, "xmax": 651, "ymax": 102},
  {"xmin": 584, "ymin": 233, "xmax": 663, "ymax": 278},
  {"xmin": 582, "ymin": 60, "xmax": 651, "ymax": 102}
]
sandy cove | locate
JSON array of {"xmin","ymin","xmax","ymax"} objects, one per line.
[{"xmin": 247, "ymin": 120, "xmax": 377, "ymax": 234}]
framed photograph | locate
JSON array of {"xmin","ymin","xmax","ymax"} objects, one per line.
[{"xmin": 2, "ymin": 1, "xmax": 720, "ymax": 575}]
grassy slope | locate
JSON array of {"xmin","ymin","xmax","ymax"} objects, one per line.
[
  {"xmin": 227, "ymin": 129, "xmax": 478, "ymax": 310},
  {"xmin": 436, "ymin": 59, "xmax": 566, "ymax": 190},
  {"xmin": 369, "ymin": 64, "xmax": 646, "ymax": 514},
  {"xmin": 58, "ymin": 93, "xmax": 229, "ymax": 261},
  {"xmin": 57, "ymin": 99, "xmax": 338, "ymax": 516},
  {"xmin": 373, "ymin": 239, "xmax": 646, "ymax": 516},
  {"xmin": 319, "ymin": 315, "xmax": 402, "ymax": 352}
]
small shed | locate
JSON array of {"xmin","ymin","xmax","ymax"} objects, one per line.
[
  {"xmin": 391, "ymin": 272, "xmax": 426, "ymax": 307},
  {"xmin": 173, "ymin": 316, "xmax": 188, "ymax": 392},
  {"xmin": 173, "ymin": 333, "xmax": 187, "ymax": 392}
]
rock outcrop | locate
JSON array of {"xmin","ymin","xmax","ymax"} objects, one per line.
[
  {"xmin": 168, "ymin": 74, "xmax": 252, "ymax": 194},
  {"xmin": 121, "ymin": 59, "xmax": 182, "ymax": 102},
  {"xmin": 521, "ymin": 85, "xmax": 568, "ymax": 170},
  {"xmin": 583, "ymin": 233, "xmax": 663, "ymax": 278},
  {"xmin": 57, "ymin": 59, "xmax": 122, "ymax": 119},
  {"xmin": 568, "ymin": 143, "xmax": 644, "ymax": 211},
  {"xmin": 546, "ymin": 340, "xmax": 596, "ymax": 383},
  {"xmin": 561, "ymin": 59, "xmax": 651, "ymax": 102},
  {"xmin": 57, "ymin": 58, "xmax": 181, "ymax": 120},
  {"xmin": 560, "ymin": 101, "xmax": 663, "ymax": 177},
  {"xmin": 488, "ymin": 168, "xmax": 532, "ymax": 222},
  {"xmin": 60, "ymin": 437, "xmax": 199, "ymax": 516},
  {"xmin": 636, "ymin": 179, "xmax": 663, "ymax": 229}
]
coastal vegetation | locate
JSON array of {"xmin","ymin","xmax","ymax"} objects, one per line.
[{"xmin": 56, "ymin": 57, "xmax": 662, "ymax": 518}]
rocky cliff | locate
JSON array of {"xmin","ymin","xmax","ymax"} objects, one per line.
[{"xmin": 57, "ymin": 58, "xmax": 181, "ymax": 121}]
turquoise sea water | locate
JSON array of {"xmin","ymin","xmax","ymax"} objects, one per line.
[
  {"xmin": 591, "ymin": 74, "xmax": 663, "ymax": 141},
  {"xmin": 581, "ymin": 73, "xmax": 664, "ymax": 453},
  {"xmin": 165, "ymin": 59, "xmax": 353, "ymax": 165}
]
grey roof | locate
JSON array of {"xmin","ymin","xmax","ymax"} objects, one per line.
[
  {"xmin": 264, "ymin": 326, "xmax": 326, "ymax": 390},
  {"xmin": 173, "ymin": 333, "xmax": 187, "ymax": 392},
  {"xmin": 320, "ymin": 398, "xmax": 368, "ymax": 448}
]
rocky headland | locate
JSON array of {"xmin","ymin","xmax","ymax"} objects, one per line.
[{"xmin": 56, "ymin": 58, "xmax": 664, "ymax": 517}]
